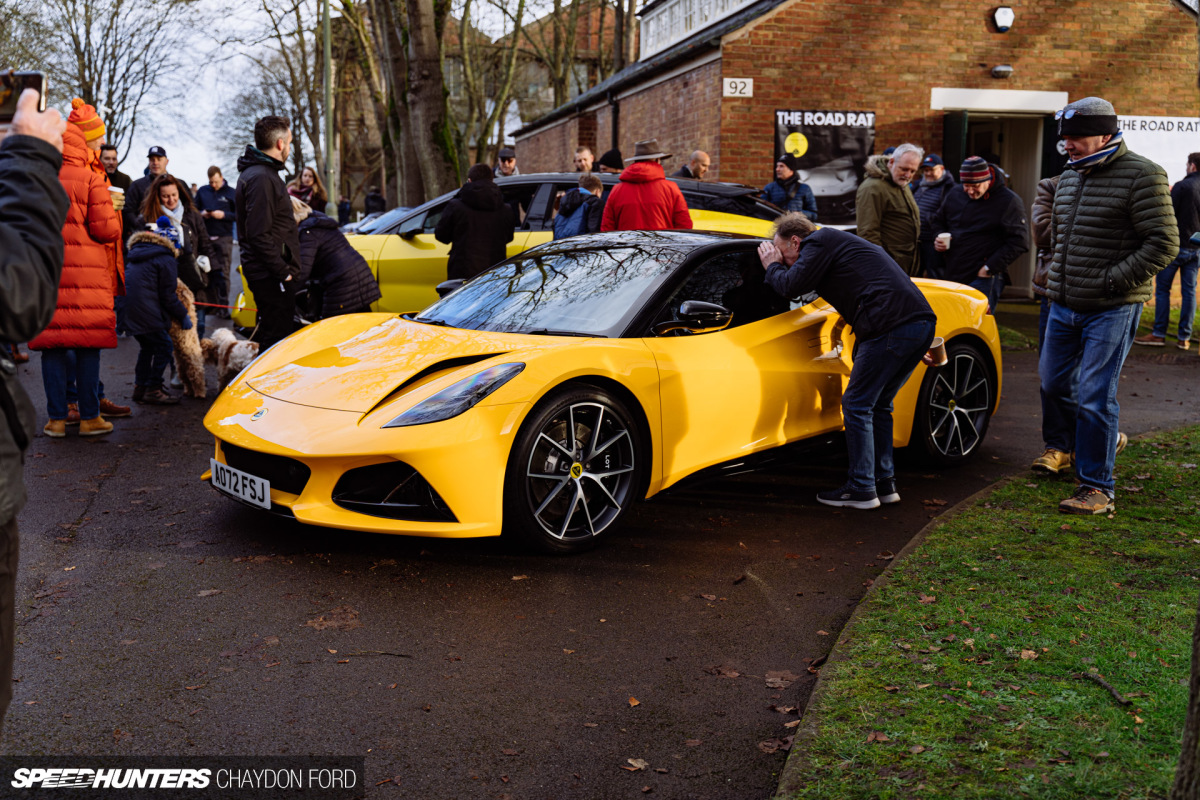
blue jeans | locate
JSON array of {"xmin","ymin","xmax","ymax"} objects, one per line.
[
  {"xmin": 1151, "ymin": 247, "xmax": 1198, "ymax": 341},
  {"xmin": 1039, "ymin": 302, "xmax": 1141, "ymax": 495},
  {"xmin": 1037, "ymin": 294, "xmax": 1051, "ymax": 350},
  {"xmin": 42, "ymin": 348, "xmax": 100, "ymax": 420},
  {"xmin": 969, "ymin": 275, "xmax": 1002, "ymax": 313},
  {"xmin": 134, "ymin": 330, "xmax": 173, "ymax": 389},
  {"xmin": 843, "ymin": 318, "xmax": 937, "ymax": 492},
  {"xmin": 64, "ymin": 348, "xmax": 106, "ymax": 404}
]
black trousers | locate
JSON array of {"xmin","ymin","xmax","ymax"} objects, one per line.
[
  {"xmin": 246, "ymin": 275, "xmax": 298, "ymax": 351},
  {"xmin": 0, "ymin": 517, "xmax": 17, "ymax": 733},
  {"xmin": 209, "ymin": 236, "xmax": 234, "ymax": 311}
]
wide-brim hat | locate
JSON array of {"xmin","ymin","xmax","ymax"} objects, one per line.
[{"xmin": 626, "ymin": 138, "xmax": 672, "ymax": 162}]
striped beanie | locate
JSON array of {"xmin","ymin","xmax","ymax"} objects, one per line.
[
  {"xmin": 68, "ymin": 97, "xmax": 106, "ymax": 143},
  {"xmin": 959, "ymin": 156, "xmax": 992, "ymax": 184}
]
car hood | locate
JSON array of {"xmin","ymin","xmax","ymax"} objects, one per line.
[{"xmin": 245, "ymin": 317, "xmax": 579, "ymax": 413}]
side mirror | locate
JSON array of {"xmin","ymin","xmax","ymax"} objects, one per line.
[
  {"xmin": 653, "ymin": 300, "xmax": 733, "ymax": 336},
  {"xmin": 436, "ymin": 279, "xmax": 465, "ymax": 298}
]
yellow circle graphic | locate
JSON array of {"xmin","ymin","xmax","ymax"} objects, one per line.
[
  {"xmin": 784, "ymin": 132, "xmax": 808, "ymax": 158},
  {"xmin": 570, "ymin": 463, "xmax": 583, "ymax": 479}
]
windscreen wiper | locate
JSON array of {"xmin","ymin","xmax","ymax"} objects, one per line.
[
  {"xmin": 523, "ymin": 328, "xmax": 597, "ymax": 337},
  {"xmin": 411, "ymin": 316, "xmax": 451, "ymax": 327}
]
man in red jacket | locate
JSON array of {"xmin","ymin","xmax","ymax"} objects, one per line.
[{"xmin": 600, "ymin": 139, "xmax": 693, "ymax": 232}]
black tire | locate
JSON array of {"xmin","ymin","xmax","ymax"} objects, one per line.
[
  {"xmin": 913, "ymin": 340, "xmax": 996, "ymax": 466},
  {"xmin": 504, "ymin": 387, "xmax": 644, "ymax": 554}
]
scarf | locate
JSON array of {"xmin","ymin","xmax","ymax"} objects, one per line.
[
  {"xmin": 1066, "ymin": 130, "xmax": 1123, "ymax": 171},
  {"xmin": 163, "ymin": 202, "xmax": 187, "ymax": 249}
]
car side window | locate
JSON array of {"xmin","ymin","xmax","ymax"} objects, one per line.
[
  {"xmin": 659, "ymin": 251, "xmax": 790, "ymax": 332},
  {"xmin": 422, "ymin": 205, "xmax": 444, "ymax": 233},
  {"xmin": 397, "ymin": 211, "xmax": 426, "ymax": 236},
  {"xmin": 501, "ymin": 184, "xmax": 539, "ymax": 230}
]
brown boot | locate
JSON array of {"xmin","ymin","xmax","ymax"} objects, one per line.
[
  {"xmin": 43, "ymin": 419, "xmax": 66, "ymax": 438},
  {"xmin": 79, "ymin": 417, "xmax": 114, "ymax": 436},
  {"xmin": 98, "ymin": 398, "xmax": 132, "ymax": 417},
  {"xmin": 65, "ymin": 402, "xmax": 81, "ymax": 425}
]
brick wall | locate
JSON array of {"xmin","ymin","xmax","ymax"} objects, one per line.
[
  {"xmin": 518, "ymin": 60, "xmax": 725, "ymax": 177},
  {"xmin": 520, "ymin": 0, "xmax": 1198, "ymax": 187},
  {"xmin": 717, "ymin": 0, "xmax": 1200, "ymax": 186}
]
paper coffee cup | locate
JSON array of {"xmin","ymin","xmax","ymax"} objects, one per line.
[
  {"xmin": 927, "ymin": 336, "xmax": 948, "ymax": 367},
  {"xmin": 107, "ymin": 186, "xmax": 124, "ymax": 194},
  {"xmin": 936, "ymin": 232, "xmax": 951, "ymax": 249}
]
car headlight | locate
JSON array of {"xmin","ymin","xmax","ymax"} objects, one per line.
[{"xmin": 382, "ymin": 363, "xmax": 525, "ymax": 428}]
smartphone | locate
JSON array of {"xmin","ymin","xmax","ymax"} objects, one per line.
[{"xmin": 0, "ymin": 71, "xmax": 47, "ymax": 124}]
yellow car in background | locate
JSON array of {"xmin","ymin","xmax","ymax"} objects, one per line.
[
  {"xmin": 208, "ymin": 230, "xmax": 1001, "ymax": 554},
  {"xmin": 231, "ymin": 174, "xmax": 780, "ymax": 329}
]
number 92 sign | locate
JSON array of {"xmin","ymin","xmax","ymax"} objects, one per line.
[{"xmin": 722, "ymin": 78, "xmax": 753, "ymax": 98}]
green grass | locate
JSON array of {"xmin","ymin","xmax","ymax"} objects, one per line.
[
  {"xmin": 997, "ymin": 325, "xmax": 1036, "ymax": 352},
  {"xmin": 780, "ymin": 429, "xmax": 1200, "ymax": 799}
]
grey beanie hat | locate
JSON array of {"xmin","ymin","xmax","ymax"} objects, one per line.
[{"xmin": 1058, "ymin": 96, "xmax": 1118, "ymax": 138}]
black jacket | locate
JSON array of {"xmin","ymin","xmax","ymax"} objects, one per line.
[
  {"xmin": 235, "ymin": 146, "xmax": 302, "ymax": 283},
  {"xmin": 764, "ymin": 227, "xmax": 935, "ymax": 342},
  {"xmin": 434, "ymin": 180, "xmax": 515, "ymax": 280},
  {"xmin": 125, "ymin": 172, "xmax": 155, "ymax": 240},
  {"xmin": 194, "ymin": 182, "xmax": 237, "ymax": 238},
  {"xmin": 1172, "ymin": 171, "xmax": 1200, "ymax": 245},
  {"xmin": 297, "ymin": 212, "xmax": 382, "ymax": 315},
  {"xmin": 175, "ymin": 206, "xmax": 214, "ymax": 300},
  {"xmin": 364, "ymin": 191, "xmax": 386, "ymax": 215},
  {"xmin": 913, "ymin": 172, "xmax": 956, "ymax": 242},
  {"xmin": 107, "ymin": 168, "xmax": 131, "ymax": 191},
  {"xmin": 123, "ymin": 231, "xmax": 189, "ymax": 336},
  {"xmin": 0, "ymin": 135, "xmax": 69, "ymax": 525},
  {"xmin": 931, "ymin": 171, "xmax": 1030, "ymax": 285},
  {"xmin": 671, "ymin": 164, "xmax": 696, "ymax": 179},
  {"xmin": 555, "ymin": 188, "xmax": 603, "ymax": 237}
]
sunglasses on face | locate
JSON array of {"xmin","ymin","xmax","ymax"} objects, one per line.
[{"xmin": 1054, "ymin": 108, "xmax": 1078, "ymax": 120}]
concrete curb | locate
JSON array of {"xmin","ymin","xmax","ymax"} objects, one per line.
[{"xmin": 772, "ymin": 474, "xmax": 1022, "ymax": 798}]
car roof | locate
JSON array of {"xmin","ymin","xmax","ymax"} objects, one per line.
[{"xmin": 495, "ymin": 172, "xmax": 765, "ymax": 198}]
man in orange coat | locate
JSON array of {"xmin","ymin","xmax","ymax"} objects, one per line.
[
  {"xmin": 28, "ymin": 113, "xmax": 123, "ymax": 437},
  {"xmin": 600, "ymin": 139, "xmax": 693, "ymax": 232}
]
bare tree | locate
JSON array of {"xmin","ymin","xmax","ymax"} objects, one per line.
[
  {"xmin": 519, "ymin": 0, "xmax": 584, "ymax": 108},
  {"xmin": 456, "ymin": 0, "xmax": 527, "ymax": 165},
  {"xmin": 404, "ymin": 0, "xmax": 461, "ymax": 198},
  {"xmin": 1, "ymin": 0, "xmax": 207, "ymax": 160},
  {"xmin": 221, "ymin": 0, "xmax": 326, "ymax": 177}
]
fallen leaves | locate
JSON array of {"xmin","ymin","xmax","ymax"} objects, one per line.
[
  {"xmin": 197, "ymin": 589, "xmax": 221, "ymax": 597},
  {"xmin": 628, "ymin": 697, "xmax": 641, "ymax": 707},
  {"xmin": 757, "ymin": 736, "xmax": 793, "ymax": 753},
  {"xmin": 705, "ymin": 664, "xmax": 740, "ymax": 678},
  {"xmin": 866, "ymin": 731, "xmax": 890, "ymax": 743},
  {"xmin": 305, "ymin": 605, "xmax": 362, "ymax": 631},
  {"xmin": 877, "ymin": 551, "xmax": 895, "ymax": 560},
  {"xmin": 765, "ymin": 671, "xmax": 801, "ymax": 689},
  {"xmin": 511, "ymin": 575, "xmax": 529, "ymax": 581},
  {"xmin": 1019, "ymin": 650, "xmax": 1039, "ymax": 661},
  {"xmin": 918, "ymin": 594, "xmax": 936, "ymax": 604},
  {"xmin": 909, "ymin": 745, "xmax": 926, "ymax": 754}
]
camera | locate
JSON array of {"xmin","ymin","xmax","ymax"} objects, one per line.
[{"xmin": 0, "ymin": 70, "xmax": 47, "ymax": 124}]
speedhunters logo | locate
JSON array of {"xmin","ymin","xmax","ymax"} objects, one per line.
[
  {"xmin": 12, "ymin": 768, "xmax": 211, "ymax": 789},
  {"xmin": 3, "ymin": 757, "xmax": 364, "ymax": 798}
]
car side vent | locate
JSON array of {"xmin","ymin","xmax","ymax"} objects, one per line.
[{"xmin": 364, "ymin": 353, "xmax": 508, "ymax": 418}]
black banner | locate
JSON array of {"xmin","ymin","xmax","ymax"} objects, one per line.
[
  {"xmin": 0, "ymin": 756, "xmax": 365, "ymax": 799},
  {"xmin": 774, "ymin": 110, "xmax": 876, "ymax": 225}
]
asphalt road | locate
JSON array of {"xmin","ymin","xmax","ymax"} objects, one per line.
[{"xmin": 7, "ymin": 307, "xmax": 1200, "ymax": 800}]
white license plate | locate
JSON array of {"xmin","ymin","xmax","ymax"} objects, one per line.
[{"xmin": 210, "ymin": 458, "xmax": 271, "ymax": 509}]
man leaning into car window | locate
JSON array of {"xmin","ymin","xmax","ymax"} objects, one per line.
[{"xmin": 759, "ymin": 212, "xmax": 937, "ymax": 510}]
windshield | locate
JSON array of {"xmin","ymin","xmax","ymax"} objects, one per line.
[
  {"xmin": 357, "ymin": 206, "xmax": 408, "ymax": 234},
  {"xmin": 414, "ymin": 238, "xmax": 689, "ymax": 337}
]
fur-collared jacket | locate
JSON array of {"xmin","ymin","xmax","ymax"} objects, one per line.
[
  {"xmin": 1047, "ymin": 137, "xmax": 1178, "ymax": 311},
  {"xmin": 123, "ymin": 231, "xmax": 189, "ymax": 335},
  {"xmin": 29, "ymin": 125, "xmax": 122, "ymax": 351},
  {"xmin": 855, "ymin": 154, "xmax": 921, "ymax": 276},
  {"xmin": 0, "ymin": 135, "xmax": 69, "ymax": 526}
]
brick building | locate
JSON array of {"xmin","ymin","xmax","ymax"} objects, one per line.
[{"xmin": 514, "ymin": 0, "xmax": 1200, "ymax": 293}]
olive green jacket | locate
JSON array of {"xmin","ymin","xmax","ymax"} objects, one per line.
[
  {"xmin": 1047, "ymin": 139, "xmax": 1178, "ymax": 311},
  {"xmin": 855, "ymin": 155, "xmax": 921, "ymax": 275}
]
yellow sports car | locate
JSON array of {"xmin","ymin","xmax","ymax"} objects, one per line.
[
  {"xmin": 231, "ymin": 174, "xmax": 780, "ymax": 329},
  {"xmin": 206, "ymin": 231, "xmax": 1001, "ymax": 553}
]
